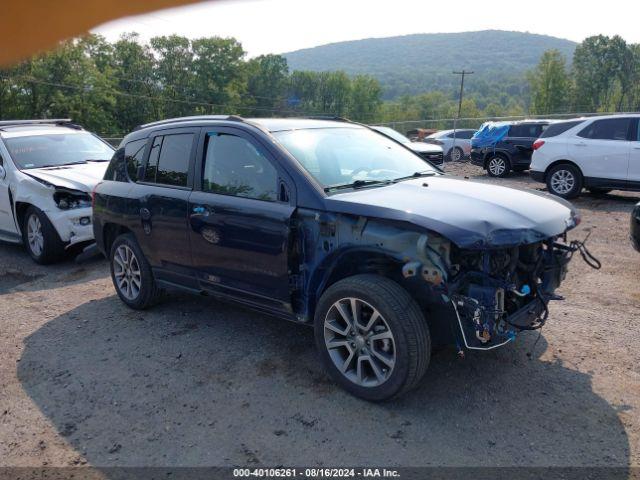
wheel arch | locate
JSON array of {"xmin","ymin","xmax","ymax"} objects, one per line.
[
  {"xmin": 102, "ymin": 223, "xmax": 134, "ymax": 256},
  {"xmin": 305, "ymin": 247, "xmax": 405, "ymax": 321},
  {"xmin": 14, "ymin": 201, "xmax": 34, "ymax": 233}
]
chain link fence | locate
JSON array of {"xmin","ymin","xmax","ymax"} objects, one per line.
[{"xmin": 377, "ymin": 111, "xmax": 640, "ymax": 136}]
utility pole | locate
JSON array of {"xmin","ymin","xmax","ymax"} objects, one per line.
[{"xmin": 450, "ymin": 70, "xmax": 473, "ymax": 162}]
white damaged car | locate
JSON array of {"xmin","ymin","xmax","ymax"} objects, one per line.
[{"xmin": 0, "ymin": 120, "xmax": 114, "ymax": 264}]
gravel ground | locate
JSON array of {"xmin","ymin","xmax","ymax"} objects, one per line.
[{"xmin": 0, "ymin": 162, "xmax": 638, "ymax": 471}]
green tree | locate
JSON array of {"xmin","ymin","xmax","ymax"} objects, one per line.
[
  {"xmin": 245, "ymin": 54, "xmax": 289, "ymax": 115},
  {"xmin": 191, "ymin": 37, "xmax": 246, "ymax": 114},
  {"xmin": 348, "ymin": 74, "xmax": 381, "ymax": 122},
  {"xmin": 150, "ymin": 35, "xmax": 194, "ymax": 118},
  {"xmin": 527, "ymin": 49, "xmax": 571, "ymax": 114}
]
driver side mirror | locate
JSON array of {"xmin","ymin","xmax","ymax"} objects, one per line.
[{"xmin": 0, "ymin": 156, "xmax": 5, "ymax": 180}]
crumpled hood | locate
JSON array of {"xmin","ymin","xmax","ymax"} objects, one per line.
[
  {"xmin": 325, "ymin": 176, "xmax": 579, "ymax": 249},
  {"xmin": 408, "ymin": 142, "xmax": 443, "ymax": 154},
  {"xmin": 23, "ymin": 162, "xmax": 109, "ymax": 192}
]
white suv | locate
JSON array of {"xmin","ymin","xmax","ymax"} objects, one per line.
[
  {"xmin": 0, "ymin": 120, "xmax": 114, "ymax": 263},
  {"xmin": 530, "ymin": 114, "xmax": 640, "ymax": 198}
]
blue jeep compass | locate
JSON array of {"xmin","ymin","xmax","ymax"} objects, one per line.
[{"xmin": 93, "ymin": 116, "xmax": 584, "ymax": 400}]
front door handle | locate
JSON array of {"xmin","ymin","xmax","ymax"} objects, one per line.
[
  {"xmin": 192, "ymin": 205, "xmax": 213, "ymax": 216},
  {"xmin": 140, "ymin": 207, "xmax": 151, "ymax": 220},
  {"xmin": 574, "ymin": 143, "xmax": 587, "ymax": 147}
]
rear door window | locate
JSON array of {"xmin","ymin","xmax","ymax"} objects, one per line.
[
  {"xmin": 578, "ymin": 118, "xmax": 633, "ymax": 141},
  {"xmin": 509, "ymin": 124, "xmax": 543, "ymax": 138},
  {"xmin": 144, "ymin": 133, "xmax": 194, "ymax": 187}
]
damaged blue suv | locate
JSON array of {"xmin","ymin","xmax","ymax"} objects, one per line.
[{"xmin": 93, "ymin": 116, "xmax": 584, "ymax": 401}]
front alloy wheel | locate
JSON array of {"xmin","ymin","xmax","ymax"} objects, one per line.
[
  {"xmin": 27, "ymin": 214, "xmax": 44, "ymax": 258},
  {"xmin": 22, "ymin": 206, "xmax": 65, "ymax": 264},
  {"xmin": 324, "ymin": 297, "xmax": 396, "ymax": 387},
  {"xmin": 314, "ymin": 274, "xmax": 430, "ymax": 401}
]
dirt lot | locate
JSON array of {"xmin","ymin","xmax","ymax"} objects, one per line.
[{"xmin": 0, "ymin": 162, "xmax": 639, "ymax": 471}]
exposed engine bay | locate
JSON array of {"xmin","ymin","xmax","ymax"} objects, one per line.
[{"xmin": 446, "ymin": 236, "xmax": 599, "ymax": 350}]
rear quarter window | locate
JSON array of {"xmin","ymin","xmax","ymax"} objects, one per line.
[
  {"xmin": 125, "ymin": 138, "xmax": 147, "ymax": 182},
  {"xmin": 540, "ymin": 120, "xmax": 584, "ymax": 138}
]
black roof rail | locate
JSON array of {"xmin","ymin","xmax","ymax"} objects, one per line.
[
  {"xmin": 0, "ymin": 119, "xmax": 83, "ymax": 130},
  {"xmin": 303, "ymin": 115, "xmax": 352, "ymax": 123},
  {"xmin": 134, "ymin": 115, "xmax": 244, "ymax": 131}
]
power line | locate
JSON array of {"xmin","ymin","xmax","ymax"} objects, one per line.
[{"xmin": 1, "ymin": 75, "xmax": 331, "ymax": 117}]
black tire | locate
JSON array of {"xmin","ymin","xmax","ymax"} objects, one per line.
[
  {"xmin": 486, "ymin": 154, "xmax": 511, "ymax": 178},
  {"xmin": 109, "ymin": 233, "xmax": 161, "ymax": 309},
  {"xmin": 588, "ymin": 187, "xmax": 612, "ymax": 195},
  {"xmin": 22, "ymin": 206, "xmax": 66, "ymax": 264},
  {"xmin": 546, "ymin": 163, "xmax": 583, "ymax": 199},
  {"xmin": 448, "ymin": 146, "xmax": 464, "ymax": 162},
  {"xmin": 314, "ymin": 274, "xmax": 430, "ymax": 401}
]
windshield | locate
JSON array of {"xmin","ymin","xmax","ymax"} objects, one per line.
[
  {"xmin": 273, "ymin": 127, "xmax": 437, "ymax": 189},
  {"xmin": 372, "ymin": 126, "xmax": 410, "ymax": 144},
  {"xmin": 4, "ymin": 132, "xmax": 115, "ymax": 170}
]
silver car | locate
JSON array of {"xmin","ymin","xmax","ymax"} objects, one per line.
[
  {"xmin": 424, "ymin": 129, "xmax": 476, "ymax": 161},
  {"xmin": 370, "ymin": 126, "xmax": 444, "ymax": 165}
]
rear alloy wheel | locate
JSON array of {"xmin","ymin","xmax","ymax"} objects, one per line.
[
  {"xmin": 110, "ymin": 233, "xmax": 161, "ymax": 309},
  {"xmin": 547, "ymin": 164, "xmax": 583, "ymax": 199},
  {"xmin": 22, "ymin": 206, "xmax": 65, "ymax": 264},
  {"xmin": 314, "ymin": 274, "xmax": 430, "ymax": 401},
  {"xmin": 486, "ymin": 155, "xmax": 510, "ymax": 177},
  {"xmin": 449, "ymin": 146, "xmax": 464, "ymax": 162}
]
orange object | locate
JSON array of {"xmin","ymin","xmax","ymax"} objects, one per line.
[{"xmin": 1, "ymin": 0, "xmax": 205, "ymax": 66}]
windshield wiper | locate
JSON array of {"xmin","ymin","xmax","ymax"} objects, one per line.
[
  {"xmin": 392, "ymin": 171, "xmax": 438, "ymax": 183},
  {"xmin": 323, "ymin": 179, "xmax": 391, "ymax": 193}
]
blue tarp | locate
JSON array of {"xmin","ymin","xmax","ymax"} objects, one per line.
[{"xmin": 471, "ymin": 122, "xmax": 510, "ymax": 149}]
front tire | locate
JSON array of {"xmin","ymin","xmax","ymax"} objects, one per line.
[
  {"xmin": 546, "ymin": 164, "xmax": 583, "ymax": 199},
  {"xmin": 314, "ymin": 274, "xmax": 430, "ymax": 401},
  {"xmin": 22, "ymin": 206, "xmax": 65, "ymax": 264},
  {"xmin": 486, "ymin": 155, "xmax": 510, "ymax": 177},
  {"xmin": 110, "ymin": 233, "xmax": 161, "ymax": 309}
]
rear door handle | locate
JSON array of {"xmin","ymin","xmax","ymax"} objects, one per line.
[{"xmin": 574, "ymin": 143, "xmax": 587, "ymax": 147}]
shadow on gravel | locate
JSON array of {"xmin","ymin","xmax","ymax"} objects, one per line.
[
  {"xmin": 18, "ymin": 295, "xmax": 630, "ymax": 470},
  {"xmin": 0, "ymin": 241, "xmax": 108, "ymax": 295}
]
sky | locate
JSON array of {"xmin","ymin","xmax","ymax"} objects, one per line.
[{"xmin": 93, "ymin": 0, "xmax": 640, "ymax": 57}]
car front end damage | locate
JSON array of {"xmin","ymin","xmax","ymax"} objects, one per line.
[
  {"xmin": 296, "ymin": 197, "xmax": 599, "ymax": 354},
  {"xmin": 445, "ymin": 240, "xmax": 575, "ymax": 351},
  {"xmin": 16, "ymin": 173, "xmax": 95, "ymax": 247}
]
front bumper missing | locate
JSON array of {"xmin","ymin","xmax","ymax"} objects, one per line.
[{"xmin": 451, "ymin": 296, "xmax": 547, "ymax": 351}]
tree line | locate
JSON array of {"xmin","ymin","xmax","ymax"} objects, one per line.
[
  {"xmin": 1, "ymin": 33, "xmax": 638, "ymax": 137},
  {"xmin": 528, "ymin": 35, "xmax": 640, "ymax": 115},
  {"xmin": 0, "ymin": 33, "xmax": 383, "ymax": 135}
]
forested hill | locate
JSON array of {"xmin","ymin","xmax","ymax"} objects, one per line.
[{"xmin": 284, "ymin": 30, "xmax": 577, "ymax": 98}]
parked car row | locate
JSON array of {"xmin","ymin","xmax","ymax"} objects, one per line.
[{"xmin": 466, "ymin": 114, "xmax": 640, "ymax": 200}]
